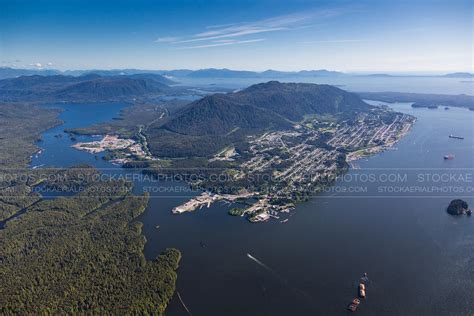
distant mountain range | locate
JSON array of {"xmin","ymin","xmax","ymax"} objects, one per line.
[
  {"xmin": 442, "ymin": 72, "xmax": 474, "ymax": 78},
  {"xmin": 0, "ymin": 67, "xmax": 346, "ymax": 80},
  {"xmin": 179, "ymin": 68, "xmax": 345, "ymax": 79},
  {"xmin": 0, "ymin": 67, "xmax": 176, "ymax": 81},
  {"xmin": 1, "ymin": 67, "xmax": 471, "ymax": 80},
  {"xmin": 0, "ymin": 73, "xmax": 172, "ymax": 102}
]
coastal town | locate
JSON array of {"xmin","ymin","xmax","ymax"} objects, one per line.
[
  {"xmin": 172, "ymin": 110, "xmax": 416, "ymax": 222},
  {"xmin": 69, "ymin": 107, "xmax": 415, "ymax": 224}
]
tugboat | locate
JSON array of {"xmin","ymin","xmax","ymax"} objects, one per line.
[
  {"xmin": 347, "ymin": 298, "xmax": 360, "ymax": 312},
  {"xmin": 444, "ymin": 154, "xmax": 455, "ymax": 160},
  {"xmin": 361, "ymin": 272, "xmax": 369, "ymax": 283}
]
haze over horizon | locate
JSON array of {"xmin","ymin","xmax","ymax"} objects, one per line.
[{"xmin": 1, "ymin": 0, "xmax": 472, "ymax": 72}]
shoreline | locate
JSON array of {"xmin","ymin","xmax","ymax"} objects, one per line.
[
  {"xmin": 170, "ymin": 114, "xmax": 416, "ymax": 222},
  {"xmin": 346, "ymin": 116, "xmax": 416, "ymax": 162}
]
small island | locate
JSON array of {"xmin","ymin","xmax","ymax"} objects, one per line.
[
  {"xmin": 447, "ymin": 199, "xmax": 471, "ymax": 216},
  {"xmin": 411, "ymin": 103, "xmax": 438, "ymax": 109}
]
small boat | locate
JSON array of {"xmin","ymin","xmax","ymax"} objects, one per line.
[
  {"xmin": 361, "ymin": 272, "xmax": 369, "ymax": 283},
  {"xmin": 449, "ymin": 135, "xmax": 464, "ymax": 140},
  {"xmin": 347, "ymin": 303, "xmax": 358, "ymax": 312},
  {"xmin": 200, "ymin": 241, "xmax": 207, "ymax": 248},
  {"xmin": 444, "ymin": 154, "xmax": 455, "ymax": 160},
  {"xmin": 352, "ymin": 298, "xmax": 361, "ymax": 305}
]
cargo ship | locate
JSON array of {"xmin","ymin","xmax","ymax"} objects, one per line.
[
  {"xmin": 359, "ymin": 283, "xmax": 366, "ymax": 298},
  {"xmin": 444, "ymin": 154, "xmax": 455, "ymax": 160},
  {"xmin": 449, "ymin": 135, "xmax": 464, "ymax": 140}
]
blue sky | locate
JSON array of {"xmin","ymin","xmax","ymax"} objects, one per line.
[{"xmin": 0, "ymin": 0, "xmax": 472, "ymax": 72}]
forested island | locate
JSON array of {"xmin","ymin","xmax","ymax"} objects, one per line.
[
  {"xmin": 358, "ymin": 91, "xmax": 474, "ymax": 109},
  {"xmin": 447, "ymin": 199, "xmax": 471, "ymax": 216}
]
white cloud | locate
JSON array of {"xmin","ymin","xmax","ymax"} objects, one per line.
[
  {"xmin": 156, "ymin": 8, "xmax": 348, "ymax": 48},
  {"xmin": 179, "ymin": 38, "xmax": 265, "ymax": 49},
  {"xmin": 302, "ymin": 39, "xmax": 368, "ymax": 44},
  {"xmin": 175, "ymin": 27, "xmax": 286, "ymax": 43},
  {"xmin": 179, "ymin": 11, "xmax": 335, "ymax": 43},
  {"xmin": 205, "ymin": 22, "xmax": 245, "ymax": 30},
  {"xmin": 154, "ymin": 36, "xmax": 180, "ymax": 43},
  {"xmin": 30, "ymin": 63, "xmax": 42, "ymax": 68}
]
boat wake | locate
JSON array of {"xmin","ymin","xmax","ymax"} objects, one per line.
[
  {"xmin": 247, "ymin": 253, "xmax": 273, "ymax": 272},
  {"xmin": 176, "ymin": 291, "xmax": 192, "ymax": 316},
  {"xmin": 246, "ymin": 253, "xmax": 312, "ymax": 301}
]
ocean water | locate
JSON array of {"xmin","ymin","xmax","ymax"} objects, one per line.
[
  {"xmin": 27, "ymin": 100, "xmax": 474, "ymax": 315},
  {"xmin": 178, "ymin": 76, "xmax": 474, "ymax": 95}
]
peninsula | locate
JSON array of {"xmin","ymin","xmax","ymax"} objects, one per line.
[{"xmin": 68, "ymin": 81, "xmax": 415, "ymax": 222}]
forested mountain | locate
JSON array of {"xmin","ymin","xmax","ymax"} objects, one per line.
[
  {"xmin": 232, "ymin": 81, "xmax": 370, "ymax": 120},
  {"xmin": 147, "ymin": 81, "xmax": 371, "ymax": 158},
  {"xmin": 54, "ymin": 77, "xmax": 169, "ymax": 100},
  {"xmin": 0, "ymin": 74, "xmax": 171, "ymax": 102},
  {"xmin": 162, "ymin": 93, "xmax": 291, "ymax": 136},
  {"xmin": 162, "ymin": 81, "xmax": 370, "ymax": 136}
]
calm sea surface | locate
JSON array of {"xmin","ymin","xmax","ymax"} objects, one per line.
[
  {"xmin": 178, "ymin": 76, "xmax": 474, "ymax": 95},
  {"xmin": 30, "ymin": 99, "xmax": 474, "ymax": 315}
]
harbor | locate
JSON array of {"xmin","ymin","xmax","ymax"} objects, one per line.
[{"xmin": 171, "ymin": 192, "xmax": 257, "ymax": 214}]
